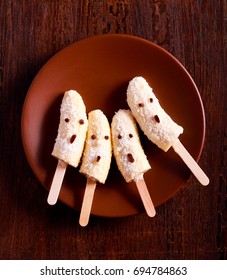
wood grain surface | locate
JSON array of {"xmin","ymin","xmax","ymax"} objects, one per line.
[{"xmin": 0, "ymin": 0, "xmax": 226, "ymax": 260}]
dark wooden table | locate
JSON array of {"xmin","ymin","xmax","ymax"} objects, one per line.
[{"xmin": 0, "ymin": 0, "xmax": 226, "ymax": 260}]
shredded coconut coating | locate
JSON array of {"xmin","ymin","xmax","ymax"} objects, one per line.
[
  {"xmin": 52, "ymin": 90, "xmax": 88, "ymax": 167},
  {"xmin": 79, "ymin": 110, "xmax": 112, "ymax": 184},
  {"xmin": 126, "ymin": 77, "xmax": 183, "ymax": 152},
  {"xmin": 111, "ymin": 109, "xmax": 151, "ymax": 183}
]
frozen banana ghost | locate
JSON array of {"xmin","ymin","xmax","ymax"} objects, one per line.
[
  {"xmin": 127, "ymin": 76, "xmax": 209, "ymax": 186},
  {"xmin": 111, "ymin": 109, "xmax": 155, "ymax": 217},
  {"xmin": 111, "ymin": 109, "xmax": 150, "ymax": 183},
  {"xmin": 127, "ymin": 76, "xmax": 183, "ymax": 152},
  {"xmin": 52, "ymin": 90, "xmax": 88, "ymax": 166},
  {"xmin": 80, "ymin": 109, "xmax": 112, "ymax": 183},
  {"xmin": 48, "ymin": 90, "xmax": 88, "ymax": 205},
  {"xmin": 79, "ymin": 109, "xmax": 112, "ymax": 226}
]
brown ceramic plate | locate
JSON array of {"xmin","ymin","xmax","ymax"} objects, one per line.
[{"xmin": 21, "ymin": 34, "xmax": 205, "ymax": 217}]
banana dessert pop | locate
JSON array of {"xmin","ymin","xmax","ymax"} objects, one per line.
[
  {"xmin": 127, "ymin": 76, "xmax": 209, "ymax": 186},
  {"xmin": 111, "ymin": 109, "xmax": 156, "ymax": 217},
  {"xmin": 47, "ymin": 90, "xmax": 88, "ymax": 205},
  {"xmin": 79, "ymin": 110, "xmax": 112, "ymax": 226}
]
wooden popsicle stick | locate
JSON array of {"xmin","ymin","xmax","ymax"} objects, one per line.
[
  {"xmin": 47, "ymin": 160, "xmax": 68, "ymax": 205},
  {"xmin": 172, "ymin": 138, "xmax": 209, "ymax": 186},
  {"xmin": 135, "ymin": 176, "xmax": 156, "ymax": 217},
  {"xmin": 79, "ymin": 177, "xmax": 97, "ymax": 227}
]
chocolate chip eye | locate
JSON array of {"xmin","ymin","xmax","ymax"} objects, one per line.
[
  {"xmin": 96, "ymin": 156, "xmax": 101, "ymax": 162},
  {"xmin": 138, "ymin": 103, "xmax": 144, "ymax": 107},
  {"xmin": 129, "ymin": 134, "xmax": 133, "ymax": 138},
  {"xmin": 154, "ymin": 115, "xmax": 160, "ymax": 123},
  {"xmin": 65, "ymin": 118, "xmax": 70, "ymax": 122},
  {"xmin": 91, "ymin": 135, "xmax": 96, "ymax": 140},
  {"xmin": 118, "ymin": 134, "xmax": 122, "ymax": 139},
  {"xmin": 149, "ymin": 98, "xmax": 153, "ymax": 103},
  {"xmin": 127, "ymin": 153, "xmax": 135, "ymax": 163},
  {"xmin": 104, "ymin": 136, "xmax": 109, "ymax": 140},
  {"xmin": 79, "ymin": 119, "xmax": 84, "ymax": 125},
  {"xmin": 70, "ymin": 134, "xmax": 77, "ymax": 143}
]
